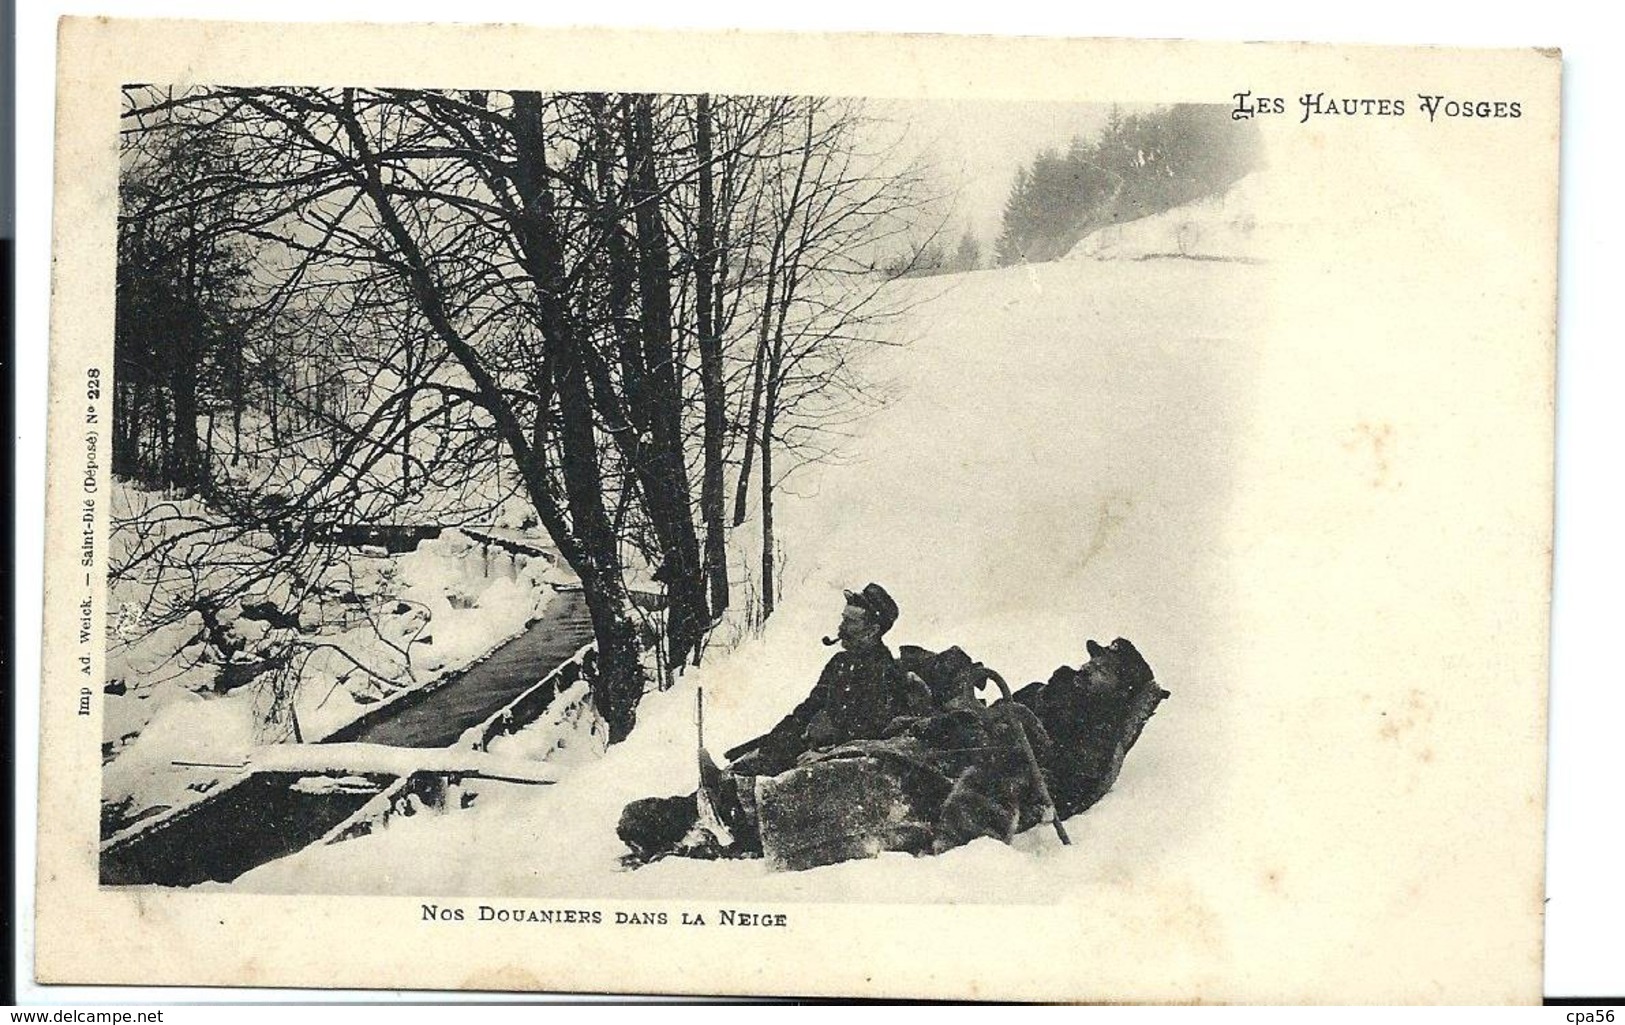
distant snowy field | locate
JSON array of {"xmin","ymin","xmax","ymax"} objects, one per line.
[
  {"xmin": 237, "ymin": 231, "xmax": 1268, "ymax": 906},
  {"xmin": 1067, "ymin": 173, "xmax": 1270, "ymax": 264}
]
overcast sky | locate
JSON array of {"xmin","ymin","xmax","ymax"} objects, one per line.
[{"xmin": 871, "ymin": 99, "xmax": 1146, "ymax": 247}]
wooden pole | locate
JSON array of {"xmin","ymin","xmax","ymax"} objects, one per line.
[{"xmin": 978, "ymin": 665, "xmax": 1071, "ymax": 846}]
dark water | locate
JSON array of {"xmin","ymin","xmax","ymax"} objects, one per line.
[
  {"xmin": 326, "ymin": 523, "xmax": 443, "ymax": 553},
  {"xmin": 101, "ymin": 590, "xmax": 593, "ymax": 886},
  {"xmin": 99, "ymin": 773, "xmax": 379, "ymax": 887},
  {"xmin": 327, "ymin": 591, "xmax": 592, "ymax": 748}
]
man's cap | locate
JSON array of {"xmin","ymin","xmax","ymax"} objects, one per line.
[{"xmin": 843, "ymin": 582, "xmax": 899, "ymax": 634}]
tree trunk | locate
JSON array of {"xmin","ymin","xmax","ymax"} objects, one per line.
[
  {"xmin": 759, "ymin": 389, "xmax": 777, "ymax": 621},
  {"xmin": 203, "ymin": 408, "xmax": 215, "ymax": 488},
  {"xmin": 229, "ymin": 332, "xmax": 243, "ymax": 467},
  {"xmin": 168, "ymin": 228, "xmax": 202, "ymax": 493},
  {"xmin": 343, "ymin": 88, "xmax": 649, "ymax": 741},
  {"xmin": 695, "ymin": 93, "xmax": 730, "ymax": 622},
  {"xmin": 113, "ymin": 379, "xmax": 141, "ymax": 477},
  {"xmin": 266, "ymin": 356, "xmax": 281, "ymax": 448},
  {"xmin": 156, "ymin": 391, "xmax": 171, "ymax": 486},
  {"xmin": 625, "ymin": 95, "xmax": 707, "ymax": 668},
  {"xmin": 732, "ymin": 272, "xmax": 775, "ymax": 527},
  {"xmin": 733, "ymin": 101, "xmax": 816, "ymax": 529},
  {"xmin": 400, "ymin": 334, "xmax": 414, "ymax": 502},
  {"xmin": 168, "ymin": 338, "xmax": 200, "ymax": 491},
  {"xmin": 757, "ymin": 268, "xmax": 798, "ymax": 624},
  {"xmin": 548, "ymin": 350, "xmax": 646, "ymax": 743},
  {"xmin": 509, "ymin": 91, "xmax": 649, "ymax": 740}
]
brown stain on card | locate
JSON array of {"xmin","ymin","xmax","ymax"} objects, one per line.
[
  {"xmin": 1262, "ymin": 867, "xmax": 1286, "ymax": 896},
  {"xmin": 239, "ymin": 956, "xmax": 263, "ymax": 986},
  {"xmin": 1378, "ymin": 690, "xmax": 1442, "ymax": 777},
  {"xmin": 1378, "ymin": 688, "xmax": 1433, "ymax": 742},
  {"xmin": 1344, "ymin": 420, "xmax": 1397, "ymax": 488},
  {"xmin": 1140, "ymin": 882, "xmax": 1225, "ymax": 958},
  {"xmin": 1070, "ymin": 494, "xmax": 1133, "ymax": 575}
]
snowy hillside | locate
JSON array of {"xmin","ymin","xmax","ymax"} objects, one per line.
[
  {"xmin": 237, "ymin": 250, "xmax": 1265, "ymax": 906},
  {"xmin": 1065, "ymin": 172, "xmax": 1270, "ymax": 263}
]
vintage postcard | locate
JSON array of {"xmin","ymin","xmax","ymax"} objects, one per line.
[{"xmin": 37, "ymin": 19, "xmax": 1558, "ymax": 1002}]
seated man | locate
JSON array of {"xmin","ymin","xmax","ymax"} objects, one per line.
[
  {"xmin": 618, "ymin": 584, "xmax": 931, "ymax": 863},
  {"xmin": 726, "ymin": 583, "xmax": 932, "ymax": 776}
]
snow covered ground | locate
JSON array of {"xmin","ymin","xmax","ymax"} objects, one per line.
[
  {"xmin": 236, "ymin": 242, "xmax": 1266, "ymax": 903},
  {"xmin": 103, "ymin": 524, "xmax": 560, "ymax": 835},
  {"xmin": 1065, "ymin": 173, "xmax": 1275, "ymax": 264}
]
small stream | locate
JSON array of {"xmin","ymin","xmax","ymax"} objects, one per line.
[{"xmin": 326, "ymin": 592, "xmax": 592, "ymax": 749}]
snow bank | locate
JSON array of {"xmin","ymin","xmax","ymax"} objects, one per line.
[
  {"xmin": 1065, "ymin": 172, "xmax": 1272, "ymax": 263},
  {"xmin": 485, "ymin": 680, "xmax": 608, "ymax": 768},
  {"xmin": 249, "ymin": 742, "xmax": 561, "ymax": 783},
  {"xmin": 387, "ymin": 529, "xmax": 558, "ymax": 679}
]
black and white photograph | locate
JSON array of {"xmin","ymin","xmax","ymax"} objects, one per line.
[
  {"xmin": 33, "ymin": 20, "xmax": 1561, "ymax": 1002},
  {"xmin": 97, "ymin": 85, "xmax": 1263, "ymax": 895}
]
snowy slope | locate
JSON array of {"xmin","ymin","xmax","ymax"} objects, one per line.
[
  {"xmin": 1065, "ymin": 172, "xmax": 1272, "ymax": 263},
  {"xmin": 237, "ymin": 251, "xmax": 1266, "ymax": 910}
]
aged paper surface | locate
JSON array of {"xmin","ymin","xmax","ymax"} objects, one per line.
[{"xmin": 38, "ymin": 18, "xmax": 1558, "ymax": 1002}]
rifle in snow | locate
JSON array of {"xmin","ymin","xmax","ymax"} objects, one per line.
[{"xmin": 694, "ymin": 688, "xmax": 734, "ymax": 846}]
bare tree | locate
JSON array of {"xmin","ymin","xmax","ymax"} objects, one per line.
[
  {"xmin": 693, "ymin": 93, "xmax": 730, "ymax": 622},
  {"xmin": 726, "ymin": 98, "xmax": 940, "ymax": 617},
  {"xmin": 114, "ymin": 85, "xmax": 939, "ymax": 741}
]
